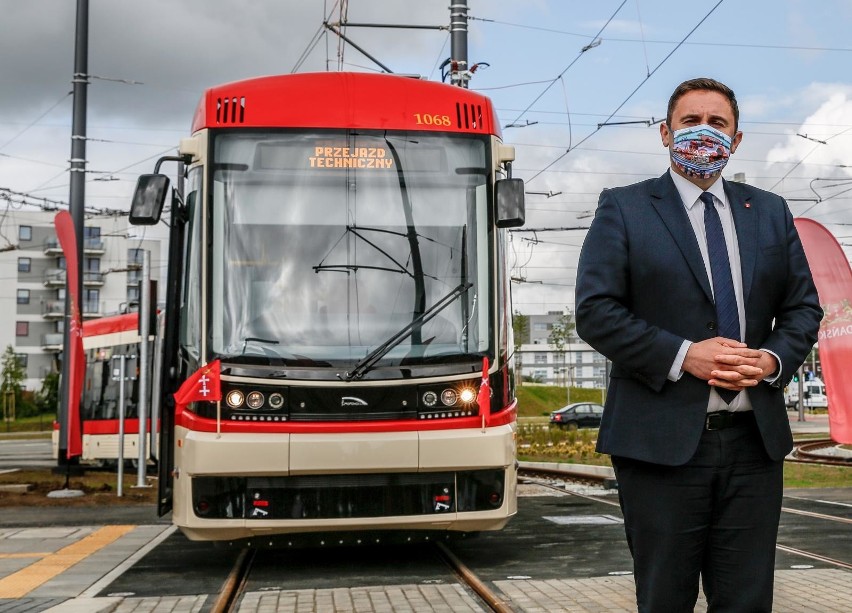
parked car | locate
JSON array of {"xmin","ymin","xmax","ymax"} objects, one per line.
[{"xmin": 549, "ymin": 402, "xmax": 604, "ymax": 430}]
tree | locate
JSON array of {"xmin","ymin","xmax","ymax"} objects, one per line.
[
  {"xmin": 512, "ymin": 310, "xmax": 529, "ymax": 386},
  {"xmin": 548, "ymin": 308, "xmax": 576, "ymax": 395},
  {"xmin": 1, "ymin": 345, "xmax": 25, "ymax": 421},
  {"xmin": 36, "ymin": 370, "xmax": 60, "ymax": 416}
]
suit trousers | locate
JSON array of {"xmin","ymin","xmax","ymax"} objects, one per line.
[{"xmin": 611, "ymin": 416, "xmax": 783, "ymax": 613}]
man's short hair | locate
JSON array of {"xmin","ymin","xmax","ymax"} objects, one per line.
[{"xmin": 666, "ymin": 78, "xmax": 739, "ymax": 132}]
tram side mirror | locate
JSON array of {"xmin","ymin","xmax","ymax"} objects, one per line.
[
  {"xmin": 495, "ymin": 178, "xmax": 526, "ymax": 228},
  {"xmin": 129, "ymin": 174, "xmax": 170, "ymax": 225}
]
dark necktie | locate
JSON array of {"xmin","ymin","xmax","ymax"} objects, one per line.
[{"xmin": 701, "ymin": 192, "xmax": 740, "ymax": 404}]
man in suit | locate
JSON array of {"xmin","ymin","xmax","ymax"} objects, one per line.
[{"xmin": 575, "ymin": 78, "xmax": 822, "ymax": 612}]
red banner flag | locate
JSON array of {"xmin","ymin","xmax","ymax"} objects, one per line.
[
  {"xmin": 478, "ymin": 356, "xmax": 491, "ymax": 428},
  {"xmin": 174, "ymin": 360, "xmax": 222, "ymax": 412},
  {"xmin": 794, "ymin": 218, "xmax": 852, "ymax": 443},
  {"xmin": 54, "ymin": 211, "xmax": 83, "ymax": 459}
]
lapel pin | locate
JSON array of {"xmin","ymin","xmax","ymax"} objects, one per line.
[{"xmin": 745, "ymin": 202, "xmax": 751, "ymax": 208}]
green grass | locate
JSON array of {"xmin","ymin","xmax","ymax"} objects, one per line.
[
  {"xmin": 1, "ymin": 414, "xmax": 54, "ymax": 434},
  {"xmin": 517, "ymin": 422, "xmax": 608, "ymax": 465},
  {"xmin": 515, "ymin": 385, "xmax": 604, "ymax": 418},
  {"xmin": 783, "ymin": 462, "xmax": 852, "ymax": 488}
]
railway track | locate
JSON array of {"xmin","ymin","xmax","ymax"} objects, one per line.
[
  {"xmin": 87, "ymin": 465, "xmax": 850, "ymax": 612},
  {"xmin": 210, "ymin": 540, "xmax": 514, "ymax": 613},
  {"xmin": 790, "ymin": 438, "xmax": 852, "ymax": 466},
  {"xmin": 520, "ymin": 464, "xmax": 852, "ymax": 574}
]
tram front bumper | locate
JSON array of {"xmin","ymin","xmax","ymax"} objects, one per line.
[{"xmin": 171, "ymin": 424, "xmax": 517, "ymax": 540}]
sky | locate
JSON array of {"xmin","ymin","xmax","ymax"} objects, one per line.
[{"xmin": 2, "ymin": 0, "xmax": 852, "ymax": 315}]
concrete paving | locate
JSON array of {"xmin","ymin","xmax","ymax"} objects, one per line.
[{"xmin": 0, "ymin": 413, "xmax": 847, "ymax": 612}]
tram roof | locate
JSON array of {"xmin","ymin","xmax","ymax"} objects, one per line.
[{"xmin": 191, "ymin": 72, "xmax": 500, "ymax": 137}]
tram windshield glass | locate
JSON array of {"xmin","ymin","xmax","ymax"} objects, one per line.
[{"xmin": 209, "ymin": 130, "xmax": 491, "ymax": 370}]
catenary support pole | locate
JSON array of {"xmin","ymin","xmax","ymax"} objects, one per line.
[
  {"xmin": 797, "ymin": 365, "xmax": 805, "ymax": 422},
  {"xmin": 59, "ymin": 0, "xmax": 89, "ymax": 466},
  {"xmin": 136, "ymin": 250, "xmax": 151, "ymax": 486},
  {"xmin": 117, "ymin": 354, "xmax": 126, "ymax": 497},
  {"xmin": 449, "ymin": 1, "xmax": 469, "ymax": 88}
]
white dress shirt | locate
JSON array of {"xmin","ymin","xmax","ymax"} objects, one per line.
[{"xmin": 666, "ymin": 169, "xmax": 754, "ymax": 413}]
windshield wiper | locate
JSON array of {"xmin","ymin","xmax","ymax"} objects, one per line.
[
  {"xmin": 342, "ymin": 282, "xmax": 473, "ymax": 381},
  {"xmin": 241, "ymin": 336, "xmax": 279, "ymax": 356}
]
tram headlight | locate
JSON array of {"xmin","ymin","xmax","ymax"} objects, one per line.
[
  {"xmin": 268, "ymin": 393, "xmax": 284, "ymax": 409},
  {"xmin": 422, "ymin": 391, "xmax": 438, "ymax": 407},
  {"xmin": 440, "ymin": 389, "xmax": 458, "ymax": 406},
  {"xmin": 458, "ymin": 387, "xmax": 476, "ymax": 404},
  {"xmin": 226, "ymin": 390, "xmax": 244, "ymax": 408},
  {"xmin": 246, "ymin": 391, "xmax": 264, "ymax": 409}
]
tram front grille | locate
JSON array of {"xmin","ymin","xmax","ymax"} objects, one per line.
[{"xmin": 191, "ymin": 469, "xmax": 505, "ymax": 520}]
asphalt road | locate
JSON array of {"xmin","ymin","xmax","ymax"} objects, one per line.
[{"xmin": 0, "ymin": 437, "xmax": 53, "ymax": 470}]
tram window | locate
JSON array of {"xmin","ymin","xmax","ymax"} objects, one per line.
[{"xmin": 180, "ymin": 168, "xmax": 202, "ymax": 359}]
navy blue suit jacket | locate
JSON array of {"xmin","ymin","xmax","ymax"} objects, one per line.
[{"xmin": 575, "ymin": 172, "xmax": 822, "ymax": 465}]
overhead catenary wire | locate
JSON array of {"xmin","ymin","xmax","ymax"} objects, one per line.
[
  {"xmin": 469, "ymin": 15, "xmax": 852, "ymax": 54},
  {"xmin": 291, "ymin": 0, "xmax": 342, "ymax": 73},
  {"xmin": 504, "ymin": 0, "xmax": 628, "ymax": 129},
  {"xmin": 524, "ymin": 0, "xmax": 726, "ymax": 185},
  {"xmin": 768, "ymin": 124, "xmax": 852, "ymax": 193},
  {"xmin": 0, "ymin": 92, "xmax": 72, "ymax": 153},
  {"xmin": 634, "ymin": 0, "xmax": 651, "ymax": 77}
]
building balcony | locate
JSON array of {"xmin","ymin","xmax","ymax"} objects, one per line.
[
  {"xmin": 42, "ymin": 300, "xmax": 65, "ymax": 320},
  {"xmin": 43, "ymin": 268, "xmax": 66, "ymax": 287},
  {"xmin": 43, "ymin": 236, "xmax": 105, "ymax": 255},
  {"xmin": 43, "ymin": 238, "xmax": 63, "ymax": 256},
  {"xmin": 82, "ymin": 301, "xmax": 101, "ymax": 319},
  {"xmin": 84, "ymin": 237, "xmax": 105, "ymax": 254},
  {"xmin": 42, "ymin": 333, "xmax": 63, "ymax": 352},
  {"xmin": 83, "ymin": 271, "xmax": 105, "ymax": 286}
]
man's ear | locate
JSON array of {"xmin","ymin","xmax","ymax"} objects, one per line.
[
  {"xmin": 660, "ymin": 122, "xmax": 671, "ymax": 147},
  {"xmin": 730, "ymin": 130, "xmax": 743, "ymax": 154}
]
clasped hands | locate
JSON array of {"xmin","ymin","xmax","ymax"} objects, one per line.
[{"xmin": 683, "ymin": 337, "xmax": 777, "ymax": 391}]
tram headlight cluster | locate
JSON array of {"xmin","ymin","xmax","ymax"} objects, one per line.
[
  {"xmin": 226, "ymin": 390, "xmax": 244, "ymax": 408},
  {"xmin": 224, "ymin": 386, "xmax": 287, "ymax": 420},
  {"xmin": 246, "ymin": 391, "xmax": 264, "ymax": 409},
  {"xmin": 418, "ymin": 380, "xmax": 480, "ymax": 419}
]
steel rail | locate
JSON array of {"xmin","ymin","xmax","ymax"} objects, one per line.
[
  {"xmin": 522, "ymin": 467, "xmax": 852, "ymax": 572},
  {"xmin": 435, "ymin": 541, "xmax": 515, "ymax": 613},
  {"xmin": 780, "ymin": 506, "xmax": 852, "ymax": 525},
  {"xmin": 775, "ymin": 544, "xmax": 852, "ymax": 571},
  {"xmin": 517, "ymin": 465, "xmax": 612, "ymax": 486},
  {"xmin": 791, "ymin": 438, "xmax": 852, "ymax": 466},
  {"xmin": 210, "ymin": 548, "xmax": 255, "ymax": 613},
  {"xmin": 519, "ymin": 473, "xmax": 621, "ymax": 507}
]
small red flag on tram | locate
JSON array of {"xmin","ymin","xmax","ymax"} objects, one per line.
[
  {"xmin": 174, "ymin": 360, "xmax": 222, "ymax": 412},
  {"xmin": 478, "ymin": 357, "xmax": 491, "ymax": 428}
]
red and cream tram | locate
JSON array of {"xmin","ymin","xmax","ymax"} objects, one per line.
[
  {"xmin": 52, "ymin": 312, "xmax": 159, "ymax": 466},
  {"xmin": 130, "ymin": 72, "xmax": 525, "ymax": 544}
]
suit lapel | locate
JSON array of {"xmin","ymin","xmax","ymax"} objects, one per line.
[
  {"xmin": 724, "ymin": 180, "xmax": 758, "ymax": 306},
  {"xmin": 649, "ymin": 173, "xmax": 714, "ymax": 303}
]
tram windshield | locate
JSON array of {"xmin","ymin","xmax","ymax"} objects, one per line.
[{"xmin": 209, "ymin": 130, "xmax": 491, "ymax": 370}]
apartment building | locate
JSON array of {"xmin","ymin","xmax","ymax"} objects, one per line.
[
  {"xmin": 1, "ymin": 210, "xmax": 161, "ymax": 390},
  {"xmin": 515, "ymin": 311, "xmax": 609, "ymax": 389}
]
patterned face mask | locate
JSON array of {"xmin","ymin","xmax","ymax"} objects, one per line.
[{"xmin": 669, "ymin": 124, "xmax": 732, "ymax": 179}]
